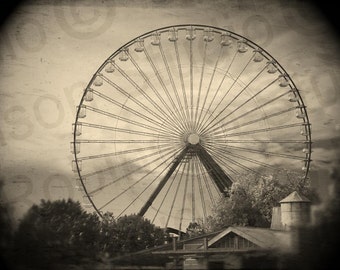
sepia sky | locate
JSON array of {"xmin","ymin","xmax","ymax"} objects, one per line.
[{"xmin": 0, "ymin": 0, "xmax": 339, "ymax": 225}]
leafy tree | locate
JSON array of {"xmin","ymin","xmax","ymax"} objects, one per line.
[
  {"xmin": 184, "ymin": 221, "xmax": 205, "ymax": 239},
  {"xmin": 95, "ymin": 211, "xmax": 117, "ymax": 256},
  {"xmin": 11, "ymin": 198, "xmax": 167, "ymax": 268},
  {"xmin": 113, "ymin": 214, "xmax": 166, "ymax": 254},
  {"xmin": 203, "ymin": 170, "xmax": 318, "ymax": 232},
  {"xmin": 13, "ymin": 199, "xmax": 101, "ymax": 269}
]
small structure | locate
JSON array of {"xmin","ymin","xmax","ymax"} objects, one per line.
[
  {"xmin": 279, "ymin": 191, "xmax": 311, "ymax": 230},
  {"xmin": 271, "ymin": 191, "xmax": 311, "ymax": 231}
]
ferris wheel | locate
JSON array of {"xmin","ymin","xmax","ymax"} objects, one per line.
[{"xmin": 71, "ymin": 24, "xmax": 312, "ymax": 231}]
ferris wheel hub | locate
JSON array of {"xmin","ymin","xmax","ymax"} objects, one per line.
[{"xmin": 187, "ymin": 133, "xmax": 200, "ymax": 145}]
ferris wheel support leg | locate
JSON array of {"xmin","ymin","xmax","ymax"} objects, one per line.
[
  {"xmin": 196, "ymin": 144, "xmax": 232, "ymax": 195},
  {"xmin": 138, "ymin": 145, "xmax": 190, "ymax": 217}
]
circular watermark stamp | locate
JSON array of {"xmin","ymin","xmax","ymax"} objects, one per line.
[{"xmin": 54, "ymin": 0, "xmax": 116, "ymax": 40}]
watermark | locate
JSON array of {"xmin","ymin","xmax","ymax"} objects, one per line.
[
  {"xmin": 3, "ymin": 105, "xmax": 34, "ymax": 140},
  {"xmin": 242, "ymin": 15, "xmax": 273, "ymax": 48},
  {"xmin": 53, "ymin": 0, "xmax": 116, "ymax": 40},
  {"xmin": 15, "ymin": 18, "xmax": 46, "ymax": 53},
  {"xmin": 43, "ymin": 173, "xmax": 74, "ymax": 200},
  {"xmin": 2, "ymin": 173, "xmax": 76, "ymax": 208},
  {"xmin": 3, "ymin": 175, "xmax": 33, "ymax": 207},
  {"xmin": 0, "ymin": 17, "xmax": 47, "ymax": 62}
]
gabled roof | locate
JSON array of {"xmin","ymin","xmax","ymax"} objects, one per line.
[
  {"xmin": 112, "ymin": 226, "xmax": 294, "ymax": 265},
  {"xmin": 205, "ymin": 226, "xmax": 292, "ymax": 250},
  {"xmin": 279, "ymin": 191, "xmax": 311, "ymax": 203}
]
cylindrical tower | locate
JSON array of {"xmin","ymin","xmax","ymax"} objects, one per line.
[{"xmin": 280, "ymin": 191, "xmax": 311, "ymax": 230}]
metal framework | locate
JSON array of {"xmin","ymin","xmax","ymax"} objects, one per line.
[{"xmin": 71, "ymin": 24, "xmax": 312, "ymax": 231}]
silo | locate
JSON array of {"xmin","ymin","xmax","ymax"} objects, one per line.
[{"xmin": 280, "ymin": 191, "xmax": 311, "ymax": 230}]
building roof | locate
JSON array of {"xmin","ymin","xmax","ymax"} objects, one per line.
[
  {"xmin": 111, "ymin": 225, "xmax": 294, "ymax": 266},
  {"xmin": 279, "ymin": 191, "xmax": 311, "ymax": 203},
  {"xmin": 206, "ymin": 226, "xmax": 292, "ymax": 250}
]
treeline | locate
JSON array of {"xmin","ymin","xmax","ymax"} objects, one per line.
[{"xmin": 0, "ymin": 194, "xmax": 166, "ymax": 270}]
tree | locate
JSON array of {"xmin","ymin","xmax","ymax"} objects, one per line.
[
  {"xmin": 184, "ymin": 221, "xmax": 205, "ymax": 239},
  {"xmin": 203, "ymin": 170, "xmax": 318, "ymax": 232},
  {"xmin": 112, "ymin": 214, "xmax": 166, "ymax": 254},
  {"xmin": 13, "ymin": 199, "xmax": 101, "ymax": 269},
  {"xmin": 96, "ymin": 211, "xmax": 117, "ymax": 256},
  {"xmin": 11, "ymin": 197, "xmax": 168, "ymax": 269}
]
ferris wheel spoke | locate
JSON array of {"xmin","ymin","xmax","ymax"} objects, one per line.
[
  {"xmin": 199, "ymin": 56, "xmax": 266, "ymax": 134},
  {"xmin": 210, "ymin": 142, "xmax": 307, "ymax": 160},
  {"xmin": 209, "ymin": 105, "xmax": 296, "ymax": 137},
  {"xmin": 191, "ymin": 158, "xmax": 196, "ymax": 221},
  {"xmin": 196, "ymin": 158, "xmax": 218, "ymax": 208},
  {"xmin": 82, "ymin": 146, "xmax": 174, "ymax": 179},
  {"xmin": 205, "ymin": 145, "xmax": 258, "ymax": 175},
  {"xmin": 100, "ymin": 147, "xmax": 180, "ymax": 213},
  {"xmin": 85, "ymin": 105, "xmax": 180, "ymax": 137},
  {"xmin": 88, "ymin": 146, "xmax": 181, "ymax": 195},
  {"xmin": 112, "ymin": 63, "xmax": 183, "ymax": 134},
  {"xmin": 193, "ymin": 157, "xmax": 207, "ymax": 222},
  {"xmin": 193, "ymin": 40, "xmax": 208, "ymax": 131},
  {"xmin": 196, "ymin": 45, "xmax": 224, "ymax": 129},
  {"xmin": 165, "ymin": 162, "xmax": 188, "ymax": 229},
  {"xmin": 223, "ymin": 123, "xmax": 305, "ymax": 138},
  {"xmin": 201, "ymin": 75, "xmax": 279, "ymax": 135},
  {"xmin": 158, "ymin": 43, "xmax": 191, "ymax": 131},
  {"xmin": 110, "ymin": 143, "xmax": 172, "ymax": 155},
  {"xmin": 206, "ymin": 89, "xmax": 293, "ymax": 136},
  {"xmin": 174, "ymin": 40, "xmax": 190, "ymax": 126},
  {"xmin": 198, "ymin": 51, "xmax": 256, "ymax": 133},
  {"xmin": 211, "ymin": 139, "xmax": 308, "ymax": 144},
  {"xmin": 204, "ymin": 145, "xmax": 244, "ymax": 175},
  {"xmin": 179, "ymin": 160, "xmax": 191, "ymax": 232},
  {"xmin": 77, "ymin": 143, "xmax": 173, "ymax": 161},
  {"xmin": 127, "ymin": 51, "xmax": 187, "ymax": 132},
  {"xmin": 198, "ymin": 49, "xmax": 239, "ymax": 131},
  {"xmin": 206, "ymin": 143, "xmax": 276, "ymax": 170},
  {"xmin": 100, "ymin": 74, "xmax": 176, "ymax": 130},
  {"xmin": 151, "ymin": 160, "xmax": 182, "ymax": 224},
  {"xmin": 91, "ymin": 89, "xmax": 171, "ymax": 130},
  {"xmin": 189, "ymin": 33, "xmax": 194, "ymax": 128},
  {"xmin": 77, "ymin": 139, "xmax": 178, "ymax": 144},
  {"xmin": 78, "ymin": 122, "xmax": 178, "ymax": 140},
  {"xmin": 142, "ymin": 47, "xmax": 189, "ymax": 132}
]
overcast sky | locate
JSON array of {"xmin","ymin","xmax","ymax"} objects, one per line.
[{"xmin": 0, "ymin": 0, "xmax": 339, "ymax": 225}]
